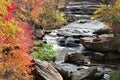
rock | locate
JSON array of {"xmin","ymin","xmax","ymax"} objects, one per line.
[
  {"xmin": 66, "ymin": 14, "xmax": 78, "ymax": 22},
  {"xmin": 44, "ymin": 30, "xmax": 52, "ymax": 34},
  {"xmin": 34, "ymin": 24, "xmax": 43, "ymax": 29},
  {"xmin": 93, "ymin": 72, "xmax": 104, "ymax": 80},
  {"xmin": 56, "ymin": 29, "xmax": 83, "ymax": 38},
  {"xmin": 64, "ymin": 0, "xmax": 101, "ymax": 15},
  {"xmin": 57, "ymin": 37, "xmax": 80, "ymax": 47},
  {"xmin": 33, "ymin": 59, "xmax": 63, "ymax": 80},
  {"xmin": 106, "ymin": 52, "xmax": 120, "ymax": 60},
  {"xmin": 93, "ymin": 29, "xmax": 111, "ymax": 35},
  {"xmin": 71, "ymin": 67, "xmax": 97, "ymax": 80},
  {"xmin": 52, "ymin": 63, "xmax": 70, "ymax": 80},
  {"xmin": 34, "ymin": 29, "xmax": 45, "ymax": 39},
  {"xmin": 93, "ymin": 52, "xmax": 105, "ymax": 61},
  {"xmin": 64, "ymin": 52, "xmax": 85, "ymax": 65},
  {"xmin": 80, "ymin": 34, "xmax": 116, "ymax": 52},
  {"xmin": 99, "ymin": 34, "xmax": 114, "ymax": 39}
]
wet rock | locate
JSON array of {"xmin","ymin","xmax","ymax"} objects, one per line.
[
  {"xmin": 93, "ymin": 52, "xmax": 105, "ymax": 61},
  {"xmin": 106, "ymin": 52, "xmax": 120, "ymax": 60},
  {"xmin": 93, "ymin": 29, "xmax": 111, "ymax": 35},
  {"xmin": 80, "ymin": 34, "xmax": 116, "ymax": 52},
  {"xmin": 71, "ymin": 67, "xmax": 97, "ymax": 80},
  {"xmin": 69, "ymin": 8, "xmax": 97, "ymax": 15},
  {"xmin": 57, "ymin": 37, "xmax": 80, "ymax": 47},
  {"xmin": 66, "ymin": 14, "xmax": 78, "ymax": 22},
  {"xmin": 53, "ymin": 63, "xmax": 71, "ymax": 80},
  {"xmin": 64, "ymin": 52, "xmax": 85, "ymax": 65},
  {"xmin": 33, "ymin": 59, "xmax": 63, "ymax": 80},
  {"xmin": 99, "ymin": 34, "xmax": 114, "ymax": 39},
  {"xmin": 56, "ymin": 29, "xmax": 83, "ymax": 38},
  {"xmin": 94, "ymin": 72, "xmax": 104, "ymax": 80},
  {"xmin": 65, "ymin": 0, "xmax": 101, "ymax": 15}
]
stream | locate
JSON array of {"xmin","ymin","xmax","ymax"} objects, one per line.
[
  {"xmin": 43, "ymin": 19, "xmax": 108, "ymax": 60},
  {"xmin": 43, "ymin": 19, "xmax": 120, "ymax": 79},
  {"xmin": 42, "ymin": 1, "xmax": 120, "ymax": 80}
]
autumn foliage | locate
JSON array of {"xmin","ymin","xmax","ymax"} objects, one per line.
[
  {"xmin": 13, "ymin": 0, "xmax": 44, "ymax": 24},
  {"xmin": 0, "ymin": 0, "xmax": 33, "ymax": 79},
  {"xmin": 13, "ymin": 0, "xmax": 66, "ymax": 29}
]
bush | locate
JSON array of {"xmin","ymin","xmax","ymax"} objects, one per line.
[
  {"xmin": 32, "ymin": 43, "xmax": 56, "ymax": 61},
  {"xmin": 91, "ymin": 0, "xmax": 120, "ymax": 25},
  {"xmin": 115, "ymin": 36, "xmax": 120, "ymax": 45},
  {"xmin": 38, "ymin": 10, "xmax": 66, "ymax": 29},
  {"xmin": 109, "ymin": 70, "xmax": 120, "ymax": 80}
]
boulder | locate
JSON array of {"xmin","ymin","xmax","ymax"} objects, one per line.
[
  {"xmin": 80, "ymin": 34, "xmax": 117, "ymax": 52},
  {"xmin": 106, "ymin": 52, "xmax": 120, "ymax": 60},
  {"xmin": 93, "ymin": 52, "xmax": 105, "ymax": 61},
  {"xmin": 33, "ymin": 59, "xmax": 63, "ymax": 80},
  {"xmin": 93, "ymin": 29, "xmax": 111, "ymax": 35},
  {"xmin": 64, "ymin": 52, "xmax": 85, "ymax": 65},
  {"xmin": 52, "ymin": 63, "xmax": 70, "ymax": 80},
  {"xmin": 93, "ymin": 72, "xmax": 104, "ymax": 80},
  {"xmin": 57, "ymin": 37, "xmax": 80, "ymax": 47},
  {"xmin": 71, "ymin": 67, "xmax": 97, "ymax": 80}
]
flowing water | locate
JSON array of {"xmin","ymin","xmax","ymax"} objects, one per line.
[
  {"xmin": 43, "ymin": 19, "xmax": 109, "ymax": 61},
  {"xmin": 43, "ymin": 18, "xmax": 120, "ymax": 79},
  {"xmin": 43, "ymin": 1, "xmax": 120, "ymax": 79}
]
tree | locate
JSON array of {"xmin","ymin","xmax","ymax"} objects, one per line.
[
  {"xmin": 91, "ymin": 0, "xmax": 120, "ymax": 32},
  {"xmin": 0, "ymin": 0, "xmax": 33, "ymax": 79}
]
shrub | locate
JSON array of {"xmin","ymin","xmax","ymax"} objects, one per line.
[
  {"xmin": 38, "ymin": 10, "xmax": 66, "ymax": 29},
  {"xmin": 32, "ymin": 43, "xmax": 56, "ymax": 61},
  {"xmin": 91, "ymin": 0, "xmax": 120, "ymax": 25},
  {"xmin": 115, "ymin": 36, "xmax": 120, "ymax": 45},
  {"xmin": 109, "ymin": 70, "xmax": 120, "ymax": 80},
  {"xmin": 13, "ymin": 0, "xmax": 66, "ymax": 29}
]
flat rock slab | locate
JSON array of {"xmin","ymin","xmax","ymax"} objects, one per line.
[
  {"xmin": 80, "ymin": 34, "xmax": 116, "ymax": 52},
  {"xmin": 71, "ymin": 67, "xmax": 97, "ymax": 80},
  {"xmin": 64, "ymin": 52, "xmax": 85, "ymax": 65}
]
